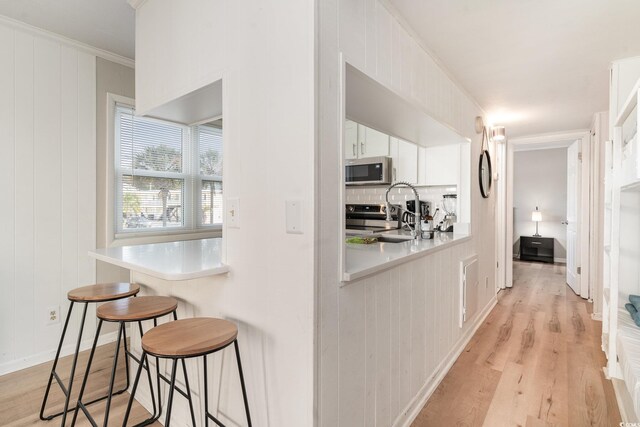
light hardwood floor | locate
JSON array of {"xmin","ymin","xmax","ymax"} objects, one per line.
[
  {"xmin": 0, "ymin": 339, "xmax": 160, "ymax": 426},
  {"xmin": 413, "ymin": 260, "xmax": 621, "ymax": 427}
]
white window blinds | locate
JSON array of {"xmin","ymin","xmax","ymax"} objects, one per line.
[{"xmin": 114, "ymin": 104, "xmax": 222, "ymax": 235}]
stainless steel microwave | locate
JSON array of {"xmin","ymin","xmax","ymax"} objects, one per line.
[{"xmin": 345, "ymin": 156, "xmax": 392, "ymax": 186}]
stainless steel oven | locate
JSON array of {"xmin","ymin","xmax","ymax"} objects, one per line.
[
  {"xmin": 345, "ymin": 156, "xmax": 392, "ymax": 186},
  {"xmin": 345, "ymin": 203, "xmax": 401, "ymax": 232}
]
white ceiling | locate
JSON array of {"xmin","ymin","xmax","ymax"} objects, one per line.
[
  {"xmin": 388, "ymin": 0, "xmax": 640, "ymax": 137},
  {"xmin": 0, "ymin": 0, "xmax": 134, "ymax": 59},
  {"xmin": 2, "ymin": 1, "xmax": 639, "ymax": 137}
]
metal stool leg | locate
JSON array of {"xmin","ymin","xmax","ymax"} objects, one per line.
[
  {"xmin": 164, "ymin": 359, "xmax": 179, "ymax": 427},
  {"xmin": 101, "ymin": 321, "xmax": 125, "ymax": 427},
  {"xmin": 122, "ymin": 351, "xmax": 147, "ymax": 427},
  {"xmin": 203, "ymin": 354, "xmax": 225, "ymax": 427},
  {"xmin": 59, "ymin": 302, "xmax": 89, "ymax": 427},
  {"xmin": 181, "ymin": 358, "xmax": 197, "ymax": 427},
  {"xmin": 39, "ymin": 300, "xmax": 74, "ymax": 421},
  {"xmin": 234, "ymin": 340, "xmax": 252, "ymax": 427},
  {"xmin": 71, "ymin": 319, "xmax": 103, "ymax": 427}
]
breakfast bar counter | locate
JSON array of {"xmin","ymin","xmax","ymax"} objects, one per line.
[
  {"xmin": 89, "ymin": 238, "xmax": 228, "ymax": 281},
  {"xmin": 344, "ymin": 231, "xmax": 471, "ymax": 282}
]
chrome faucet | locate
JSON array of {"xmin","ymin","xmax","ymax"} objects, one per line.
[{"xmin": 385, "ymin": 181, "xmax": 423, "ymax": 240}]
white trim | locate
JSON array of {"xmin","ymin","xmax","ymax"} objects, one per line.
[
  {"xmin": 0, "ymin": 330, "xmax": 121, "ymax": 375},
  {"xmin": 506, "ymin": 144, "xmax": 514, "ymax": 287},
  {"xmin": 495, "ymin": 142, "xmax": 507, "ymax": 290},
  {"xmin": 0, "ymin": 14, "xmax": 134, "ymax": 68},
  {"xmin": 397, "ymin": 295, "xmax": 498, "ymax": 427},
  {"xmin": 579, "ymin": 132, "xmax": 592, "ymax": 299},
  {"xmin": 504, "ymin": 130, "xmax": 592, "ymax": 298},
  {"xmin": 106, "ymin": 94, "xmax": 223, "ymax": 247},
  {"xmin": 509, "ymin": 129, "xmax": 590, "ymax": 146},
  {"xmin": 612, "ymin": 378, "xmax": 638, "ymax": 422}
]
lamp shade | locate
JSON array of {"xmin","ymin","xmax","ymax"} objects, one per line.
[{"xmin": 532, "ymin": 210, "xmax": 542, "ymax": 222}]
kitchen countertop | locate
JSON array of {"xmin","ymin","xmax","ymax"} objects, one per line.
[
  {"xmin": 89, "ymin": 238, "xmax": 228, "ymax": 281},
  {"xmin": 344, "ymin": 230, "xmax": 471, "ymax": 282}
]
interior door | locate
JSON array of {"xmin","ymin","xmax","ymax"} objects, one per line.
[{"xmin": 567, "ymin": 140, "xmax": 580, "ymax": 292}]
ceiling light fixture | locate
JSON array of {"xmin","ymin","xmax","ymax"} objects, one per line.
[
  {"xmin": 491, "ymin": 126, "xmax": 506, "ymax": 142},
  {"xmin": 475, "ymin": 116, "xmax": 507, "ymax": 143}
]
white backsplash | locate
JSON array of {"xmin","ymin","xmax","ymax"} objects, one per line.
[{"xmin": 345, "ymin": 185, "xmax": 457, "ymax": 214}]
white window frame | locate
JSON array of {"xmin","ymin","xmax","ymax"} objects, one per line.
[{"xmin": 105, "ymin": 93, "xmax": 222, "ymax": 247}]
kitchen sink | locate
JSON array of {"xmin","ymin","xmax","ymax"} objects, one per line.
[{"xmin": 375, "ymin": 235, "xmax": 414, "ymax": 243}]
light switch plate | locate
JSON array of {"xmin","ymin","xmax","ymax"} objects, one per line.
[
  {"xmin": 285, "ymin": 200, "xmax": 303, "ymax": 234},
  {"xmin": 227, "ymin": 197, "xmax": 240, "ymax": 228}
]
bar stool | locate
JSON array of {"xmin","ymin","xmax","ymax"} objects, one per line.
[
  {"xmin": 40, "ymin": 282, "xmax": 140, "ymax": 426},
  {"xmin": 123, "ymin": 317, "xmax": 252, "ymax": 427},
  {"xmin": 71, "ymin": 296, "xmax": 187, "ymax": 427}
]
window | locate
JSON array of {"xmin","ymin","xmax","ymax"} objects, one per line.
[{"xmin": 114, "ymin": 104, "xmax": 223, "ymax": 236}]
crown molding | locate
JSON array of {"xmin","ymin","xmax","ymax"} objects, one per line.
[
  {"xmin": 0, "ymin": 14, "xmax": 134, "ymax": 68},
  {"xmin": 127, "ymin": 0, "xmax": 149, "ymax": 10}
]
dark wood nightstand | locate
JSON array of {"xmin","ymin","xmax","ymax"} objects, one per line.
[{"xmin": 520, "ymin": 236, "xmax": 554, "ymax": 263}]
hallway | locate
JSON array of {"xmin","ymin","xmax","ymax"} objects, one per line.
[{"xmin": 413, "ymin": 261, "xmax": 620, "ymax": 426}]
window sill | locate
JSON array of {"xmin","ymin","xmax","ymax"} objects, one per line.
[{"xmin": 109, "ymin": 228, "xmax": 222, "ymax": 248}]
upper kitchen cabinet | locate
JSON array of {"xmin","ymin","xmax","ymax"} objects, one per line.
[
  {"xmin": 390, "ymin": 137, "xmax": 418, "ymax": 183},
  {"xmin": 344, "ymin": 120, "xmax": 358, "ymax": 160},
  {"xmin": 345, "ymin": 120, "xmax": 390, "ymax": 160},
  {"xmin": 360, "ymin": 126, "xmax": 390, "ymax": 157}
]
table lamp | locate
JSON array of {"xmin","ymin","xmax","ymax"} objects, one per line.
[{"xmin": 532, "ymin": 206, "xmax": 542, "ymax": 237}]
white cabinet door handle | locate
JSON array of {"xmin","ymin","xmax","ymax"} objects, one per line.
[
  {"xmin": 360, "ymin": 141, "xmax": 365, "ymax": 155},
  {"xmin": 352, "ymin": 144, "xmax": 356, "ymax": 156}
]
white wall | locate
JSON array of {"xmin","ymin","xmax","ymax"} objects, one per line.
[
  {"xmin": 133, "ymin": 0, "xmax": 315, "ymax": 425},
  {"xmin": 513, "ymin": 148, "xmax": 568, "ymax": 261},
  {"xmin": 318, "ymin": 1, "xmax": 497, "ymax": 426},
  {"xmin": 0, "ymin": 22, "xmax": 97, "ymax": 373},
  {"xmin": 95, "ymin": 57, "xmax": 135, "ymax": 335}
]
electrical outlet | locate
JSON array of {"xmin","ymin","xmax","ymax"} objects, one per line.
[{"xmin": 47, "ymin": 305, "xmax": 60, "ymax": 325}]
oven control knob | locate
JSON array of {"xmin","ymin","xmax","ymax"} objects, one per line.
[{"xmin": 347, "ymin": 205, "xmax": 355, "ymax": 213}]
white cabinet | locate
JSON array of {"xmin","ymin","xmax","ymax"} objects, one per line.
[
  {"xmin": 389, "ymin": 137, "xmax": 418, "ymax": 183},
  {"xmin": 345, "ymin": 120, "xmax": 389, "ymax": 160},
  {"xmin": 424, "ymin": 144, "xmax": 461, "ymax": 186},
  {"xmin": 360, "ymin": 126, "xmax": 390, "ymax": 158},
  {"xmin": 344, "ymin": 120, "xmax": 358, "ymax": 160}
]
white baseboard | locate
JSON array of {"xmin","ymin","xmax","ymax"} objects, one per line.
[
  {"xmin": 0, "ymin": 330, "xmax": 121, "ymax": 376},
  {"xmin": 612, "ymin": 378, "xmax": 638, "ymax": 422},
  {"xmin": 393, "ymin": 295, "xmax": 499, "ymax": 427},
  {"xmin": 554, "ymin": 258, "xmax": 567, "ymax": 264}
]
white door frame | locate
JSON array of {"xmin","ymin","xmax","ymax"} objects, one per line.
[
  {"xmin": 495, "ymin": 141, "xmax": 507, "ymax": 290},
  {"xmin": 504, "ymin": 130, "xmax": 591, "ymax": 299}
]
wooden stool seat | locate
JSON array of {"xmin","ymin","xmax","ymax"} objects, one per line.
[
  {"xmin": 67, "ymin": 282, "xmax": 140, "ymax": 302},
  {"xmin": 142, "ymin": 318, "xmax": 238, "ymax": 357},
  {"xmin": 97, "ymin": 296, "xmax": 178, "ymax": 322}
]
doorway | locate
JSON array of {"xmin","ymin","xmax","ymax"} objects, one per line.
[{"xmin": 500, "ymin": 131, "xmax": 591, "ymax": 299}]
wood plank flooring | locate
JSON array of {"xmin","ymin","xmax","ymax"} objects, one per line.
[
  {"xmin": 0, "ymin": 339, "xmax": 160, "ymax": 426},
  {"xmin": 413, "ymin": 261, "xmax": 621, "ymax": 427}
]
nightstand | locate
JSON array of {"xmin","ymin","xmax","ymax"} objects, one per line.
[{"xmin": 520, "ymin": 236, "xmax": 554, "ymax": 263}]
